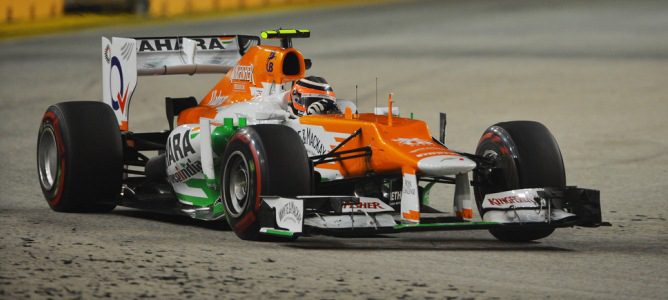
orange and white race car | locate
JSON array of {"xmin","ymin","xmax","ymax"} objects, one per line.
[{"xmin": 37, "ymin": 29, "xmax": 605, "ymax": 241}]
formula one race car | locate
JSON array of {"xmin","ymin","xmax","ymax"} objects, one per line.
[{"xmin": 37, "ymin": 29, "xmax": 604, "ymax": 241}]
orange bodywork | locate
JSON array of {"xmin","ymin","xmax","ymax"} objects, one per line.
[
  {"xmin": 178, "ymin": 44, "xmax": 305, "ymax": 125},
  {"xmin": 177, "ymin": 42, "xmax": 457, "ymax": 177},
  {"xmin": 201, "ymin": 45, "xmax": 305, "ymax": 106},
  {"xmin": 300, "ymin": 113, "xmax": 456, "ymax": 177}
]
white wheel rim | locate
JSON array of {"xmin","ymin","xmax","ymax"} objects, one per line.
[
  {"xmin": 38, "ymin": 127, "xmax": 59, "ymax": 191},
  {"xmin": 224, "ymin": 151, "xmax": 251, "ymax": 218}
]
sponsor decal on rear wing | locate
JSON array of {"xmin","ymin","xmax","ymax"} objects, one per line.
[
  {"xmin": 101, "ymin": 34, "xmax": 260, "ymax": 130},
  {"xmin": 132, "ymin": 35, "xmax": 259, "ymax": 75}
]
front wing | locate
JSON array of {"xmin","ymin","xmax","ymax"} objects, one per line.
[{"xmin": 256, "ymin": 187, "xmax": 605, "ymax": 238}]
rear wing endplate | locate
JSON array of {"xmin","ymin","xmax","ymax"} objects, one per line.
[{"xmin": 101, "ymin": 35, "xmax": 260, "ymax": 130}]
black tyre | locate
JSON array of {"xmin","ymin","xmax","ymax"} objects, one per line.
[
  {"xmin": 221, "ymin": 125, "xmax": 311, "ymax": 240},
  {"xmin": 37, "ymin": 101, "xmax": 123, "ymax": 212},
  {"xmin": 474, "ymin": 121, "xmax": 565, "ymax": 242}
]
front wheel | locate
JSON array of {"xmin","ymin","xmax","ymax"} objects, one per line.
[
  {"xmin": 221, "ymin": 125, "xmax": 311, "ymax": 240},
  {"xmin": 474, "ymin": 121, "xmax": 565, "ymax": 242}
]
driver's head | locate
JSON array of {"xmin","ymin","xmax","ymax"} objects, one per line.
[{"xmin": 289, "ymin": 76, "xmax": 336, "ymax": 116}]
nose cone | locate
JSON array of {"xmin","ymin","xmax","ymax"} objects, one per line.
[{"xmin": 417, "ymin": 155, "xmax": 477, "ymax": 176}]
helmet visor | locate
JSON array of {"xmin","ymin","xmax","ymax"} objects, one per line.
[{"xmin": 302, "ymin": 96, "xmax": 340, "ymax": 114}]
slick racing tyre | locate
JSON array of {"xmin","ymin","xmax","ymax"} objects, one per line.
[
  {"xmin": 221, "ymin": 125, "xmax": 311, "ymax": 240},
  {"xmin": 37, "ymin": 101, "xmax": 123, "ymax": 212},
  {"xmin": 474, "ymin": 121, "xmax": 565, "ymax": 242}
]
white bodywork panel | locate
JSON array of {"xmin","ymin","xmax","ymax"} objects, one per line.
[
  {"xmin": 165, "ymin": 124, "xmax": 205, "ymax": 203},
  {"xmin": 198, "ymin": 118, "xmax": 216, "ymax": 187},
  {"xmin": 417, "ymin": 155, "xmax": 476, "ymax": 176},
  {"xmin": 262, "ymin": 197, "xmax": 304, "ymax": 233},
  {"xmin": 482, "ymin": 188, "xmax": 575, "ymax": 223},
  {"xmin": 305, "ymin": 213, "xmax": 396, "ymax": 229},
  {"xmin": 454, "ymin": 172, "xmax": 473, "ymax": 220},
  {"xmin": 135, "ymin": 36, "xmax": 244, "ymax": 75},
  {"xmin": 209, "ymin": 91, "xmax": 290, "ymax": 125},
  {"xmin": 102, "ymin": 37, "xmax": 137, "ymax": 128},
  {"xmin": 400, "ymin": 172, "xmax": 420, "ymax": 223},
  {"xmin": 285, "ymin": 121, "xmax": 349, "ymax": 181},
  {"xmin": 340, "ymin": 197, "xmax": 394, "ymax": 213}
]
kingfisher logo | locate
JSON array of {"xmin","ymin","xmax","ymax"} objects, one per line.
[
  {"xmin": 109, "ymin": 56, "xmax": 129, "ymax": 113},
  {"xmin": 487, "ymin": 196, "xmax": 537, "ymax": 206}
]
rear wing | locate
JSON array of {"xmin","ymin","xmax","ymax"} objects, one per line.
[{"xmin": 101, "ymin": 35, "xmax": 260, "ymax": 130}]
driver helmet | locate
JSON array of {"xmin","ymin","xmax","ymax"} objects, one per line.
[{"xmin": 289, "ymin": 76, "xmax": 337, "ymax": 116}]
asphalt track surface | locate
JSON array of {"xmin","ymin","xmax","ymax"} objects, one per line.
[{"xmin": 1, "ymin": 0, "xmax": 667, "ymax": 299}]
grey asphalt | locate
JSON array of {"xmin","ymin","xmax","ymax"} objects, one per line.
[{"xmin": 1, "ymin": 0, "xmax": 667, "ymax": 299}]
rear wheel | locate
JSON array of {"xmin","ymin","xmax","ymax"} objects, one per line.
[
  {"xmin": 474, "ymin": 121, "xmax": 565, "ymax": 242},
  {"xmin": 37, "ymin": 101, "xmax": 123, "ymax": 212},
  {"xmin": 221, "ymin": 125, "xmax": 311, "ymax": 240}
]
